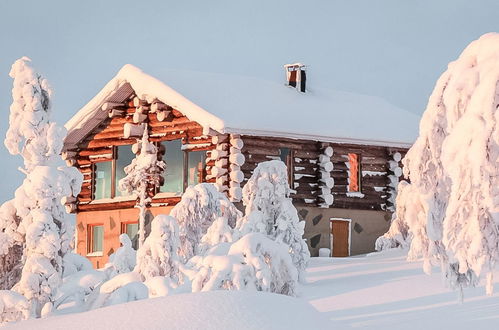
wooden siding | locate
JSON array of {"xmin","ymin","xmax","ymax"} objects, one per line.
[
  {"xmin": 71, "ymin": 95, "xmax": 215, "ymax": 212},
  {"xmin": 240, "ymin": 137, "xmax": 407, "ymax": 210}
]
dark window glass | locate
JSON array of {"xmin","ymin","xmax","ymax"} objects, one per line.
[
  {"xmin": 94, "ymin": 162, "xmax": 112, "ymax": 199},
  {"xmin": 123, "ymin": 223, "xmax": 139, "ymax": 249},
  {"xmin": 187, "ymin": 151, "xmax": 206, "ymax": 187},
  {"xmin": 279, "ymin": 148, "xmax": 290, "ymax": 163},
  {"xmin": 160, "ymin": 140, "xmax": 184, "ymax": 194},
  {"xmin": 115, "ymin": 145, "xmax": 135, "ymax": 197}
]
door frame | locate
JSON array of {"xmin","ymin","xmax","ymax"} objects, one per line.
[{"xmin": 329, "ymin": 217, "xmax": 352, "ymax": 257}]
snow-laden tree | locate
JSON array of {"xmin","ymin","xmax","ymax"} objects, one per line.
[
  {"xmin": 4, "ymin": 57, "xmax": 60, "ymax": 172},
  {"xmin": 198, "ymin": 216, "xmax": 234, "ymax": 256},
  {"xmin": 135, "ymin": 215, "xmax": 181, "ymax": 284},
  {"xmin": 375, "ymin": 181, "xmax": 411, "ymax": 251},
  {"xmin": 379, "ymin": 33, "xmax": 499, "ymax": 295},
  {"xmin": 89, "ymin": 272, "xmax": 148, "ymax": 310},
  {"xmin": 170, "ymin": 183, "xmax": 242, "ymax": 262},
  {"xmin": 119, "ymin": 129, "xmax": 165, "ymax": 248},
  {"xmin": 106, "ymin": 234, "xmax": 137, "ymax": 277},
  {"xmin": 0, "ymin": 200, "xmax": 23, "ymax": 290},
  {"xmin": 0, "ymin": 290, "xmax": 30, "ymax": 325},
  {"xmin": 191, "ymin": 233, "xmax": 298, "ymax": 296},
  {"xmin": 237, "ymin": 160, "xmax": 310, "ymax": 282},
  {"xmin": 0, "ymin": 57, "xmax": 82, "ymax": 317}
]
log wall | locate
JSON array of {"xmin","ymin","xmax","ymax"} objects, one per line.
[
  {"xmin": 240, "ymin": 137, "xmax": 407, "ymax": 210},
  {"xmin": 69, "ymin": 95, "xmax": 215, "ymax": 212}
]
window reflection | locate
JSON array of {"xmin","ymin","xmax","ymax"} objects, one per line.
[
  {"xmin": 160, "ymin": 140, "xmax": 184, "ymax": 194},
  {"xmin": 187, "ymin": 150, "xmax": 206, "ymax": 187},
  {"xmin": 94, "ymin": 161, "xmax": 112, "ymax": 199},
  {"xmin": 115, "ymin": 145, "xmax": 135, "ymax": 197}
]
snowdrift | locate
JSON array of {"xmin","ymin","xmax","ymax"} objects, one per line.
[{"xmin": 7, "ymin": 291, "xmax": 330, "ymax": 330}]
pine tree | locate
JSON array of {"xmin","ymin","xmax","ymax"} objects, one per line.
[
  {"xmin": 118, "ymin": 129, "xmax": 165, "ymax": 248},
  {"xmin": 1, "ymin": 57, "xmax": 82, "ymax": 317}
]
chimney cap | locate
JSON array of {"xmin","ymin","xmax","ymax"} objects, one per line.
[{"xmin": 284, "ymin": 63, "xmax": 306, "ymax": 71}]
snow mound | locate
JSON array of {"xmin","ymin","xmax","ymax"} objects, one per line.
[{"xmin": 9, "ymin": 291, "xmax": 330, "ymax": 330}]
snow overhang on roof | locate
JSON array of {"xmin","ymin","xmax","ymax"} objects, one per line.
[{"xmin": 64, "ymin": 64, "xmax": 419, "ymax": 150}]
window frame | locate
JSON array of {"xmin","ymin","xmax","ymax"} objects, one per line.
[
  {"xmin": 279, "ymin": 147, "xmax": 294, "ymax": 187},
  {"xmin": 87, "ymin": 224, "xmax": 104, "ymax": 256},
  {"xmin": 92, "ymin": 140, "xmax": 208, "ymax": 200},
  {"xmin": 121, "ymin": 221, "xmax": 139, "ymax": 249},
  {"xmin": 92, "ymin": 145, "xmax": 134, "ymax": 200}
]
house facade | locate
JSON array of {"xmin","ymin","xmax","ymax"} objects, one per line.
[{"xmin": 63, "ymin": 64, "xmax": 418, "ymax": 268}]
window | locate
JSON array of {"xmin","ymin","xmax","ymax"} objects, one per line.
[
  {"xmin": 92, "ymin": 145, "xmax": 134, "ymax": 200},
  {"xmin": 348, "ymin": 153, "xmax": 361, "ymax": 192},
  {"xmin": 122, "ymin": 222, "xmax": 139, "ymax": 249},
  {"xmin": 160, "ymin": 140, "xmax": 184, "ymax": 194},
  {"xmin": 115, "ymin": 145, "xmax": 135, "ymax": 197},
  {"xmin": 279, "ymin": 147, "xmax": 294, "ymax": 185},
  {"xmin": 88, "ymin": 224, "xmax": 104, "ymax": 254},
  {"xmin": 187, "ymin": 150, "xmax": 206, "ymax": 188},
  {"xmin": 94, "ymin": 161, "xmax": 112, "ymax": 199}
]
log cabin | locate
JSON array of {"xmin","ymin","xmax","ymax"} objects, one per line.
[{"xmin": 63, "ymin": 63, "xmax": 418, "ymax": 267}]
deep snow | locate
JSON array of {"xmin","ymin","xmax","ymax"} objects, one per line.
[
  {"xmin": 7, "ymin": 249, "xmax": 499, "ymax": 329},
  {"xmin": 305, "ymin": 249, "xmax": 499, "ymax": 329}
]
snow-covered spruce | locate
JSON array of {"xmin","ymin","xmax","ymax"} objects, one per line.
[
  {"xmin": 237, "ymin": 160, "xmax": 310, "ymax": 282},
  {"xmin": 89, "ymin": 272, "xmax": 148, "ymax": 310},
  {"xmin": 380, "ymin": 33, "xmax": 499, "ymax": 295},
  {"xmin": 106, "ymin": 234, "xmax": 137, "ymax": 277},
  {"xmin": 0, "ymin": 200, "xmax": 22, "ymax": 290},
  {"xmin": 119, "ymin": 129, "xmax": 165, "ymax": 247},
  {"xmin": 191, "ymin": 233, "xmax": 298, "ymax": 296},
  {"xmin": 0, "ymin": 58, "xmax": 83, "ymax": 318},
  {"xmin": 198, "ymin": 217, "xmax": 234, "ymax": 256},
  {"xmin": 4, "ymin": 57, "xmax": 61, "ymax": 172},
  {"xmin": 0, "ymin": 290, "xmax": 30, "ymax": 325},
  {"xmin": 170, "ymin": 183, "xmax": 242, "ymax": 262},
  {"xmin": 135, "ymin": 215, "xmax": 181, "ymax": 284}
]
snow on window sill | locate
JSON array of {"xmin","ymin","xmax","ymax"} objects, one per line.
[
  {"xmin": 154, "ymin": 192, "xmax": 183, "ymax": 199},
  {"xmin": 86, "ymin": 252, "xmax": 103, "ymax": 257},
  {"xmin": 346, "ymin": 191, "xmax": 365, "ymax": 198},
  {"xmin": 89, "ymin": 195, "xmax": 137, "ymax": 204}
]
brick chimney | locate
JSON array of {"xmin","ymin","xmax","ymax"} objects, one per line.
[{"xmin": 284, "ymin": 63, "xmax": 307, "ymax": 93}]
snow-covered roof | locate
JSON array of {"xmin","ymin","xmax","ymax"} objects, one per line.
[{"xmin": 65, "ymin": 64, "xmax": 419, "ymax": 149}]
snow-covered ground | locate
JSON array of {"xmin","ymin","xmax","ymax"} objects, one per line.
[
  {"xmin": 305, "ymin": 249, "xmax": 499, "ymax": 329},
  {"xmin": 7, "ymin": 249, "xmax": 499, "ymax": 329},
  {"xmin": 6, "ymin": 290, "xmax": 330, "ymax": 330}
]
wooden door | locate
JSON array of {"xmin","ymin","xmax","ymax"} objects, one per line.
[{"xmin": 331, "ymin": 220, "xmax": 350, "ymax": 257}]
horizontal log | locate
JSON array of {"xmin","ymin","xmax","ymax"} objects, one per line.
[
  {"xmin": 78, "ymin": 147, "xmax": 113, "ymax": 157},
  {"xmin": 241, "ymin": 146, "xmax": 280, "ymax": 156},
  {"xmin": 294, "ymin": 150, "xmax": 320, "ymax": 159},
  {"xmin": 243, "ymin": 137, "xmax": 319, "ymax": 151},
  {"xmin": 294, "ymin": 175, "xmax": 319, "ymax": 184},
  {"xmin": 84, "ymin": 138, "xmax": 136, "ymax": 149},
  {"xmin": 294, "ymin": 166, "xmax": 318, "ymax": 175}
]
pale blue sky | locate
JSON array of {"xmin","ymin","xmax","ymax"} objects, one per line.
[{"xmin": 1, "ymin": 0, "xmax": 498, "ymax": 202}]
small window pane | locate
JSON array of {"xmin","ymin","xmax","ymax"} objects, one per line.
[
  {"xmin": 187, "ymin": 151, "xmax": 206, "ymax": 187},
  {"xmin": 91, "ymin": 225, "xmax": 103, "ymax": 253},
  {"xmin": 124, "ymin": 223, "xmax": 139, "ymax": 250},
  {"xmin": 279, "ymin": 148, "xmax": 290, "ymax": 163},
  {"xmin": 160, "ymin": 140, "xmax": 184, "ymax": 194},
  {"xmin": 115, "ymin": 145, "xmax": 135, "ymax": 197},
  {"xmin": 94, "ymin": 161, "xmax": 112, "ymax": 199}
]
